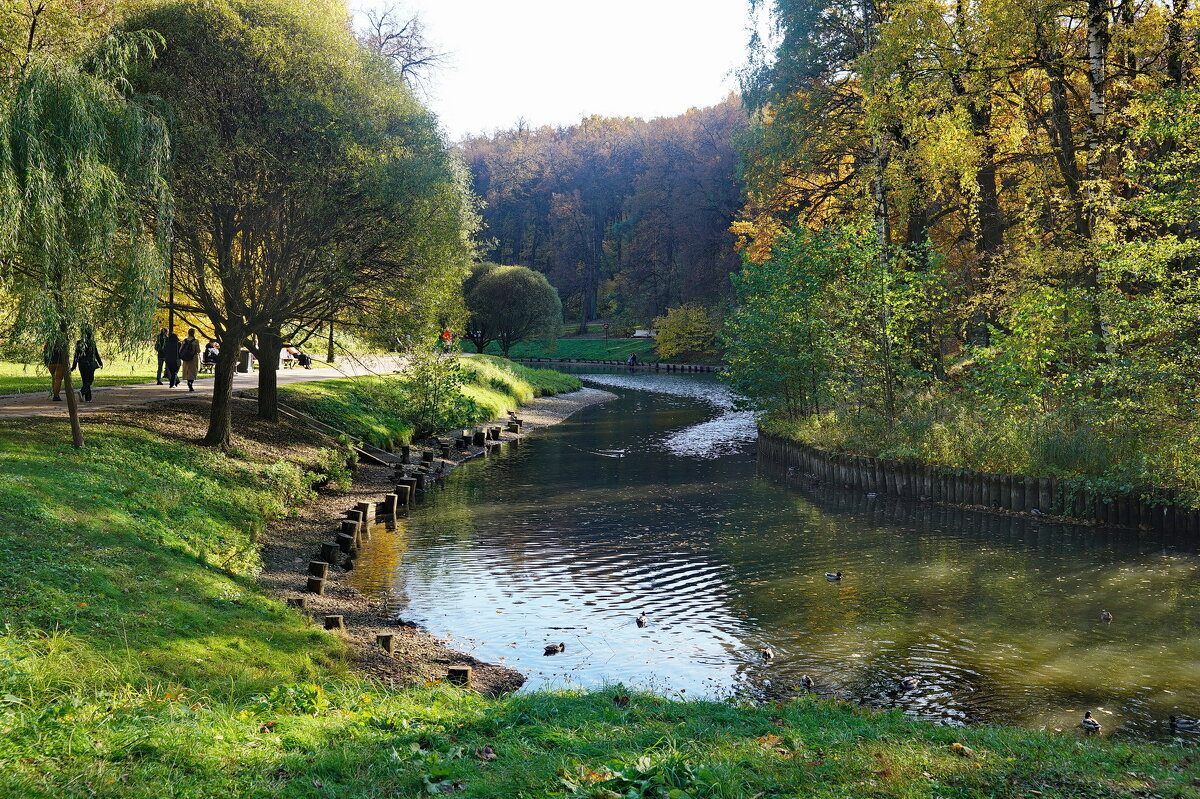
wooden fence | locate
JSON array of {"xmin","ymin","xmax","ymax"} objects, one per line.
[{"xmin": 757, "ymin": 431, "xmax": 1196, "ymax": 533}]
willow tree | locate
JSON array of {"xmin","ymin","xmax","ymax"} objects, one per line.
[
  {"xmin": 0, "ymin": 33, "xmax": 171, "ymax": 447},
  {"xmin": 126, "ymin": 0, "xmax": 476, "ymax": 444}
]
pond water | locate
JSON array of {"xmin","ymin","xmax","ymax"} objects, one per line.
[{"xmin": 350, "ymin": 371, "xmax": 1200, "ymax": 741}]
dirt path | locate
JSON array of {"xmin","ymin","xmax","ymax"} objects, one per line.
[{"xmin": 0, "ymin": 354, "xmax": 404, "ymax": 419}]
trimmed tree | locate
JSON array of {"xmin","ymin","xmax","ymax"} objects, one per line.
[{"xmin": 465, "ymin": 265, "xmax": 562, "ymax": 357}]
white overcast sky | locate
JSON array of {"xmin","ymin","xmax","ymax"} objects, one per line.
[{"xmin": 356, "ymin": 1, "xmax": 754, "ymax": 141}]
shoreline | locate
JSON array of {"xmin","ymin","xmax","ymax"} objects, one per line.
[{"xmin": 257, "ymin": 386, "xmax": 617, "ymax": 695}]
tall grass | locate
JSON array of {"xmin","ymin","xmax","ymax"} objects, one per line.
[{"xmin": 277, "ymin": 355, "xmax": 581, "ymax": 450}]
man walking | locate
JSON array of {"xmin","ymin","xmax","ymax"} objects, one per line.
[{"xmin": 154, "ymin": 327, "xmax": 169, "ymax": 385}]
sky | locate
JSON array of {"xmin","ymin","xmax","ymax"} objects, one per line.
[{"xmin": 357, "ymin": 1, "xmax": 754, "ymax": 141}]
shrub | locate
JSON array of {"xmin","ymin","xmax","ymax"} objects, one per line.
[{"xmin": 654, "ymin": 305, "xmax": 718, "ymax": 361}]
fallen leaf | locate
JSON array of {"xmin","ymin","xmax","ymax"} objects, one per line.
[{"xmin": 475, "ymin": 745, "xmax": 497, "ymax": 762}]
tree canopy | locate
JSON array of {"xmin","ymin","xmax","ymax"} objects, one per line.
[{"xmin": 464, "ymin": 263, "xmax": 562, "ymax": 356}]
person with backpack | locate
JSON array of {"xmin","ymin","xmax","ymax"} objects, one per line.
[
  {"xmin": 179, "ymin": 328, "xmax": 201, "ymax": 392},
  {"xmin": 71, "ymin": 326, "xmax": 104, "ymax": 402},
  {"xmin": 154, "ymin": 328, "xmax": 169, "ymax": 385}
]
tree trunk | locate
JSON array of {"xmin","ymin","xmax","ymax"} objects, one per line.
[
  {"xmin": 327, "ymin": 319, "xmax": 336, "ymax": 364},
  {"xmin": 61, "ymin": 351, "xmax": 83, "ymax": 449},
  {"xmin": 1167, "ymin": 0, "xmax": 1189, "ymax": 87},
  {"xmin": 257, "ymin": 329, "xmax": 282, "ymax": 422},
  {"xmin": 204, "ymin": 328, "xmax": 243, "ymax": 448}
]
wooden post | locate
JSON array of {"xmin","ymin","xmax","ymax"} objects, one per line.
[
  {"xmin": 414, "ymin": 473, "xmax": 427, "ymax": 491},
  {"xmin": 981, "ymin": 474, "xmax": 993, "ymax": 508},
  {"xmin": 472, "ymin": 430, "xmax": 486, "ymax": 446},
  {"xmin": 340, "ymin": 519, "xmax": 360, "ymax": 542},
  {"xmin": 320, "ymin": 542, "xmax": 341, "ymax": 564},
  {"xmin": 398, "ymin": 477, "xmax": 417, "ymax": 503},
  {"xmin": 447, "ymin": 666, "xmax": 472, "ymax": 686},
  {"xmin": 400, "ymin": 444, "xmax": 411, "ymax": 463},
  {"xmin": 306, "ymin": 576, "xmax": 326, "ymax": 594},
  {"xmin": 395, "ymin": 484, "xmax": 411, "ymax": 508},
  {"xmin": 338, "ymin": 533, "xmax": 356, "ymax": 553},
  {"xmin": 440, "ymin": 443, "xmax": 452, "ymax": 459},
  {"xmin": 307, "ymin": 561, "xmax": 329, "ymax": 578},
  {"xmin": 356, "ymin": 501, "xmax": 375, "ymax": 525},
  {"xmin": 287, "ymin": 596, "xmax": 307, "ymax": 609},
  {"xmin": 377, "ymin": 633, "xmax": 395, "ymax": 654},
  {"xmin": 323, "ymin": 615, "xmax": 344, "ymax": 630}
]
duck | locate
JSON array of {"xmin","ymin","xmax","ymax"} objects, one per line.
[
  {"xmin": 1170, "ymin": 715, "xmax": 1199, "ymax": 732},
  {"xmin": 900, "ymin": 676, "xmax": 921, "ymax": 690},
  {"xmin": 1100, "ymin": 610, "xmax": 1113, "ymax": 623},
  {"xmin": 825, "ymin": 571, "xmax": 843, "ymax": 581},
  {"xmin": 801, "ymin": 675, "xmax": 815, "ymax": 692},
  {"xmin": 759, "ymin": 647, "xmax": 774, "ymax": 661},
  {"xmin": 1080, "ymin": 711, "xmax": 1102, "ymax": 732},
  {"xmin": 636, "ymin": 612, "xmax": 648, "ymax": 628},
  {"xmin": 543, "ymin": 642, "xmax": 565, "ymax": 656}
]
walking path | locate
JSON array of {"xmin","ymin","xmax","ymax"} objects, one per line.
[{"xmin": 0, "ymin": 355, "xmax": 404, "ymax": 419}]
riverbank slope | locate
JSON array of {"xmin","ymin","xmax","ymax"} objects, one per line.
[{"xmin": 0, "ymin": 361, "xmax": 1196, "ymax": 797}]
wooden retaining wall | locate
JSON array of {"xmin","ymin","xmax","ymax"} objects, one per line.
[
  {"xmin": 512, "ymin": 357, "xmax": 722, "ymax": 373},
  {"xmin": 757, "ymin": 431, "xmax": 1196, "ymax": 533}
]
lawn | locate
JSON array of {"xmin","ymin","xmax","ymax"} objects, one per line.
[
  {"xmin": 0, "ymin": 354, "xmax": 184, "ymax": 396},
  {"xmin": 478, "ymin": 337, "xmax": 660, "ymax": 362}
]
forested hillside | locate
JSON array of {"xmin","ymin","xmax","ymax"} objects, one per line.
[
  {"xmin": 726, "ymin": 0, "xmax": 1200, "ymax": 498},
  {"xmin": 461, "ymin": 98, "xmax": 745, "ymax": 330}
]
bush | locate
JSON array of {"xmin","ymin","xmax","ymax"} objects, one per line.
[{"xmin": 653, "ymin": 305, "xmax": 719, "ymax": 361}]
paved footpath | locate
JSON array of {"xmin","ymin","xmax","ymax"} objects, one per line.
[{"xmin": 0, "ymin": 355, "xmax": 404, "ymax": 419}]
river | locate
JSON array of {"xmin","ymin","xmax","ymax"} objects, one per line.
[{"xmin": 350, "ymin": 370, "xmax": 1200, "ymax": 741}]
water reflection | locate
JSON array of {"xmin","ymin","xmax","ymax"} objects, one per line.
[{"xmin": 350, "ymin": 372, "xmax": 1200, "ymax": 741}]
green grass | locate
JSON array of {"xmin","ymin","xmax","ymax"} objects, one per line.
[
  {"xmin": 478, "ymin": 337, "xmax": 660, "ymax": 362},
  {"xmin": 0, "ymin": 354, "xmax": 193, "ymax": 395},
  {"xmin": 276, "ymin": 355, "xmax": 581, "ymax": 450}
]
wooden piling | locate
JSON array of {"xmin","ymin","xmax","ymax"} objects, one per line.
[
  {"xmin": 306, "ymin": 576, "xmax": 326, "ymax": 595},
  {"xmin": 472, "ymin": 430, "xmax": 486, "ymax": 446},
  {"xmin": 286, "ymin": 597, "xmax": 307, "ymax": 609},
  {"xmin": 337, "ymin": 533, "xmax": 356, "ymax": 553},
  {"xmin": 320, "ymin": 542, "xmax": 341, "ymax": 563},
  {"xmin": 307, "ymin": 560, "xmax": 329, "ymax": 579},
  {"xmin": 355, "ymin": 501, "xmax": 375, "ymax": 525},
  {"xmin": 447, "ymin": 666, "xmax": 471, "ymax": 686},
  {"xmin": 377, "ymin": 633, "xmax": 396, "ymax": 654},
  {"xmin": 340, "ymin": 519, "xmax": 360, "ymax": 542},
  {"xmin": 323, "ymin": 615, "xmax": 344, "ymax": 631}
]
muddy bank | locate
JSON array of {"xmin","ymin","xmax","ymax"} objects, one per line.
[{"xmin": 258, "ymin": 387, "xmax": 616, "ymax": 695}]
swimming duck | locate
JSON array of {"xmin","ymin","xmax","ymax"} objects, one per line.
[
  {"xmin": 825, "ymin": 571, "xmax": 843, "ymax": 581},
  {"xmin": 900, "ymin": 676, "xmax": 921, "ymax": 690},
  {"xmin": 543, "ymin": 642, "xmax": 565, "ymax": 656},
  {"xmin": 1170, "ymin": 715, "xmax": 1199, "ymax": 731},
  {"xmin": 801, "ymin": 675, "xmax": 815, "ymax": 692},
  {"xmin": 1100, "ymin": 610, "xmax": 1113, "ymax": 623},
  {"xmin": 636, "ymin": 612, "xmax": 648, "ymax": 628},
  {"xmin": 760, "ymin": 647, "xmax": 774, "ymax": 661},
  {"xmin": 1080, "ymin": 711, "xmax": 1102, "ymax": 732}
]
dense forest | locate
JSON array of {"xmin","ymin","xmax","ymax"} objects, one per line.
[
  {"xmin": 461, "ymin": 98, "xmax": 745, "ymax": 330},
  {"xmin": 725, "ymin": 0, "xmax": 1200, "ymax": 497}
]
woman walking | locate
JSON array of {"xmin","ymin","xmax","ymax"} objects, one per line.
[
  {"xmin": 179, "ymin": 328, "xmax": 201, "ymax": 391},
  {"xmin": 162, "ymin": 332, "xmax": 182, "ymax": 388},
  {"xmin": 71, "ymin": 326, "xmax": 104, "ymax": 402}
]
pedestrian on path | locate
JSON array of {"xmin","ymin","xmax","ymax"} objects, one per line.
[
  {"xmin": 71, "ymin": 327, "xmax": 104, "ymax": 402},
  {"xmin": 180, "ymin": 328, "xmax": 201, "ymax": 392},
  {"xmin": 162, "ymin": 332, "xmax": 181, "ymax": 388},
  {"xmin": 42, "ymin": 339, "xmax": 69, "ymax": 401},
  {"xmin": 154, "ymin": 328, "xmax": 169, "ymax": 385}
]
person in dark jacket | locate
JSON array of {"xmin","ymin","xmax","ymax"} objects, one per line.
[
  {"xmin": 71, "ymin": 326, "xmax": 104, "ymax": 402},
  {"xmin": 154, "ymin": 328, "xmax": 169, "ymax": 385},
  {"xmin": 161, "ymin": 332, "xmax": 182, "ymax": 388}
]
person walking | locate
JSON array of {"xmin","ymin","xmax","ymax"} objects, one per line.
[
  {"xmin": 161, "ymin": 332, "xmax": 182, "ymax": 388},
  {"xmin": 179, "ymin": 328, "xmax": 201, "ymax": 392},
  {"xmin": 71, "ymin": 326, "xmax": 104, "ymax": 402},
  {"xmin": 154, "ymin": 327, "xmax": 169, "ymax": 385},
  {"xmin": 42, "ymin": 339, "xmax": 69, "ymax": 401}
]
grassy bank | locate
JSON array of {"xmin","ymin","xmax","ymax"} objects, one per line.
[
  {"xmin": 478, "ymin": 337, "xmax": 659, "ymax": 362},
  {"xmin": 0, "ymin": 389, "xmax": 1197, "ymax": 797},
  {"xmin": 275, "ymin": 354, "xmax": 581, "ymax": 450}
]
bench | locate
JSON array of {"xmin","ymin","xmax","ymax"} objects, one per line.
[{"xmin": 281, "ymin": 357, "xmax": 298, "ymax": 369}]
